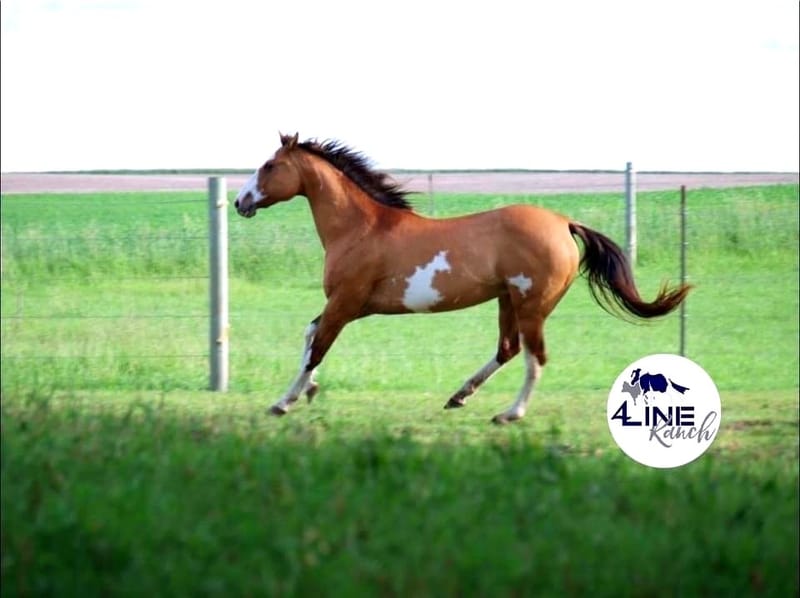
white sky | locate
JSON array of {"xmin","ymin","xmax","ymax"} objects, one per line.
[{"xmin": 1, "ymin": 0, "xmax": 798, "ymax": 172}]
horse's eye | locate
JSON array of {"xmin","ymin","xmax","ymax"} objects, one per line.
[{"xmin": 263, "ymin": 162, "xmax": 274, "ymax": 172}]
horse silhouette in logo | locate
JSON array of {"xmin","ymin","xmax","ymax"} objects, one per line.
[{"xmin": 621, "ymin": 368, "xmax": 690, "ymax": 405}]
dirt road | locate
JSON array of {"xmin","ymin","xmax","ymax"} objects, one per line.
[{"xmin": 2, "ymin": 171, "xmax": 797, "ymax": 195}]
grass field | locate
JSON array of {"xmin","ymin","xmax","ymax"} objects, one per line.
[{"xmin": 1, "ymin": 184, "xmax": 798, "ymax": 595}]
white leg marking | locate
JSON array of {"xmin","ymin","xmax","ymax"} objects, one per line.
[
  {"xmin": 446, "ymin": 357, "xmax": 503, "ymax": 408},
  {"xmin": 402, "ymin": 250, "xmax": 452, "ymax": 312},
  {"xmin": 507, "ymin": 274, "xmax": 533, "ymax": 297},
  {"xmin": 271, "ymin": 322, "xmax": 318, "ymax": 413},
  {"xmin": 301, "ymin": 322, "xmax": 319, "ymax": 401},
  {"xmin": 301, "ymin": 321, "xmax": 318, "ymax": 354},
  {"xmin": 460, "ymin": 358, "xmax": 502, "ymax": 395},
  {"xmin": 493, "ymin": 341, "xmax": 541, "ymax": 423},
  {"xmin": 272, "ymin": 369, "xmax": 314, "ymax": 413}
]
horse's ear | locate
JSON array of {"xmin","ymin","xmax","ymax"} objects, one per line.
[{"xmin": 280, "ymin": 132, "xmax": 299, "ymax": 149}]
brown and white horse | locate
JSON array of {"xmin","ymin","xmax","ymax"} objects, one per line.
[{"xmin": 235, "ymin": 134, "xmax": 690, "ymax": 423}]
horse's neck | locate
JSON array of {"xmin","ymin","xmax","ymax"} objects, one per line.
[{"xmin": 299, "ymin": 158, "xmax": 382, "ymax": 249}]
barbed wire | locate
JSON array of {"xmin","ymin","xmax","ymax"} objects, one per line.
[
  {"xmin": 0, "ymin": 346, "xmax": 786, "ymax": 362},
  {"xmin": 1, "ymin": 354, "xmax": 207, "ymax": 360},
  {"xmin": 3, "ymin": 235, "xmax": 210, "ymax": 243},
  {"xmin": 2, "ymin": 183, "xmax": 796, "ymax": 390},
  {"xmin": 0, "ymin": 314, "xmax": 207, "ymax": 320},
  {"xmin": 0, "ymin": 275, "xmax": 208, "ymax": 283},
  {"xmin": 0, "ymin": 197, "xmax": 207, "ymax": 206}
]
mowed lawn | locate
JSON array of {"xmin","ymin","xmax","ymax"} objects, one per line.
[{"xmin": 1, "ymin": 184, "xmax": 798, "ymax": 596}]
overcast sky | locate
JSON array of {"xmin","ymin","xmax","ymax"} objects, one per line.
[{"xmin": 1, "ymin": 0, "xmax": 798, "ymax": 172}]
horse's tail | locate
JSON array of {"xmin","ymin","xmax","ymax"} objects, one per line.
[{"xmin": 569, "ymin": 222, "xmax": 691, "ymax": 319}]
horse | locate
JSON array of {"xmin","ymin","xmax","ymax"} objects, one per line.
[{"xmin": 234, "ymin": 133, "xmax": 691, "ymax": 424}]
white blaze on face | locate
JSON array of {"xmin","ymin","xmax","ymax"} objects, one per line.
[
  {"xmin": 236, "ymin": 169, "xmax": 265, "ymax": 205},
  {"xmin": 402, "ymin": 250, "xmax": 452, "ymax": 312},
  {"xmin": 507, "ymin": 273, "xmax": 533, "ymax": 297}
]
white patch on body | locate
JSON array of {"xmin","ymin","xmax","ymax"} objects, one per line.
[
  {"xmin": 507, "ymin": 273, "xmax": 533, "ymax": 297},
  {"xmin": 402, "ymin": 250, "xmax": 451, "ymax": 312},
  {"xmin": 236, "ymin": 169, "xmax": 264, "ymax": 204}
]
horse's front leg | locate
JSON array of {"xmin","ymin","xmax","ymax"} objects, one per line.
[
  {"xmin": 268, "ymin": 316, "xmax": 321, "ymax": 415},
  {"xmin": 269, "ymin": 303, "xmax": 357, "ymax": 416},
  {"xmin": 301, "ymin": 315, "xmax": 321, "ymax": 402}
]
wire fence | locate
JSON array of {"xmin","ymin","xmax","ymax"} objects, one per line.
[{"xmin": 1, "ymin": 175, "xmax": 797, "ymax": 393}]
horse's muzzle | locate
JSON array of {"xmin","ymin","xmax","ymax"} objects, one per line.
[{"xmin": 234, "ymin": 196, "xmax": 257, "ymax": 218}]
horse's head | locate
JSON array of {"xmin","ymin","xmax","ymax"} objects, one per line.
[{"xmin": 234, "ymin": 133, "xmax": 304, "ymax": 218}]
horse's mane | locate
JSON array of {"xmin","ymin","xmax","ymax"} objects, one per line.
[{"xmin": 297, "ymin": 139, "xmax": 414, "ymax": 211}]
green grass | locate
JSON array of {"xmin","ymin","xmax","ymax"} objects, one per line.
[
  {"xmin": 1, "ymin": 184, "xmax": 798, "ymax": 595},
  {"xmin": 1, "ymin": 186, "xmax": 797, "ymax": 393},
  {"xmin": 2, "ymin": 388, "xmax": 797, "ymax": 596}
]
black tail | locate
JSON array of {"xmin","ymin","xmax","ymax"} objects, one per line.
[{"xmin": 569, "ymin": 222, "xmax": 691, "ymax": 320}]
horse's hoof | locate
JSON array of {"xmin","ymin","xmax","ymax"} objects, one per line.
[
  {"xmin": 305, "ymin": 382, "xmax": 320, "ymax": 403},
  {"xmin": 444, "ymin": 397, "xmax": 466, "ymax": 409},
  {"xmin": 491, "ymin": 412, "xmax": 521, "ymax": 425},
  {"xmin": 444, "ymin": 390, "xmax": 468, "ymax": 409},
  {"xmin": 269, "ymin": 404, "xmax": 288, "ymax": 417}
]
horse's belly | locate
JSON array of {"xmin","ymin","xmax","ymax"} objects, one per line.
[
  {"xmin": 424, "ymin": 292, "xmax": 497, "ymax": 313},
  {"xmin": 368, "ymin": 272, "xmax": 499, "ymax": 314}
]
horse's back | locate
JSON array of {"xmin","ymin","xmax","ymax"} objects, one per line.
[
  {"xmin": 495, "ymin": 203, "xmax": 572, "ymax": 233},
  {"xmin": 356, "ymin": 203, "xmax": 582, "ymax": 316},
  {"xmin": 404, "ymin": 203, "xmax": 579, "ymax": 280},
  {"xmin": 492, "ymin": 204, "xmax": 579, "ymax": 270}
]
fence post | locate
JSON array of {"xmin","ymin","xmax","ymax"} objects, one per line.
[
  {"xmin": 208, "ymin": 177, "xmax": 229, "ymax": 392},
  {"xmin": 679, "ymin": 185, "xmax": 688, "ymax": 356},
  {"xmin": 625, "ymin": 162, "xmax": 637, "ymax": 267}
]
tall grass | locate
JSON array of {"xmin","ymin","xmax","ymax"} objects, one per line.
[{"xmin": 2, "ymin": 388, "xmax": 797, "ymax": 596}]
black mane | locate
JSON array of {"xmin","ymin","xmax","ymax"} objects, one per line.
[{"xmin": 297, "ymin": 139, "xmax": 413, "ymax": 211}]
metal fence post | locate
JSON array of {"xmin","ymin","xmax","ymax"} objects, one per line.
[
  {"xmin": 208, "ymin": 177, "xmax": 229, "ymax": 391},
  {"xmin": 679, "ymin": 185, "xmax": 688, "ymax": 356},
  {"xmin": 625, "ymin": 162, "xmax": 637, "ymax": 266}
]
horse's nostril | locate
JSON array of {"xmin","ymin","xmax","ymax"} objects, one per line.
[{"xmin": 234, "ymin": 199, "xmax": 240, "ymax": 209}]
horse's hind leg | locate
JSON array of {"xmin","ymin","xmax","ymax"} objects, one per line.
[
  {"xmin": 492, "ymin": 314, "xmax": 545, "ymax": 425},
  {"xmin": 444, "ymin": 294, "xmax": 520, "ymax": 409}
]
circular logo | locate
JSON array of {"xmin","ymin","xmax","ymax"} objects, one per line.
[{"xmin": 607, "ymin": 354, "xmax": 721, "ymax": 468}]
